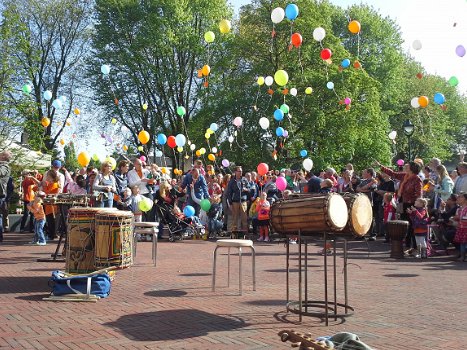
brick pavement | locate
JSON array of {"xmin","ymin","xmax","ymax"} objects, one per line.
[{"xmin": 0, "ymin": 231, "xmax": 466, "ymax": 349}]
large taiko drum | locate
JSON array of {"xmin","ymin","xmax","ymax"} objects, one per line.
[
  {"xmin": 66, "ymin": 207, "xmax": 118, "ymax": 274},
  {"xmin": 95, "ymin": 211, "xmax": 134, "ymax": 269},
  {"xmin": 270, "ymin": 193, "xmax": 348, "ymax": 235},
  {"xmin": 340, "ymin": 193, "xmax": 373, "ymax": 237},
  {"xmin": 387, "ymin": 220, "xmax": 409, "ymax": 259}
]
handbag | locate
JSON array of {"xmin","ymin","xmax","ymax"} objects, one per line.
[
  {"xmin": 396, "ymin": 201, "xmax": 404, "ymax": 214},
  {"xmin": 49, "ymin": 270, "xmax": 112, "ymax": 298}
]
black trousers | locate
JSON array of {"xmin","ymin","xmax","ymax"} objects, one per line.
[{"xmin": 400, "ymin": 202, "xmax": 416, "ymax": 249}]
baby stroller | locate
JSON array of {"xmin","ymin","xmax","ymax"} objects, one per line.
[
  {"xmin": 155, "ymin": 202, "xmax": 198, "ymax": 242},
  {"xmin": 207, "ymin": 202, "xmax": 224, "ymax": 239}
]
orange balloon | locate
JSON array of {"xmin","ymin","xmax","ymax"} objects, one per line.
[
  {"xmin": 208, "ymin": 153, "xmax": 215, "ymax": 161},
  {"xmin": 353, "ymin": 60, "xmax": 361, "ymax": 69},
  {"xmin": 59, "ymin": 139, "xmax": 65, "ymax": 145},
  {"xmin": 138, "ymin": 130, "xmax": 150, "ymax": 144},
  {"xmin": 195, "ymin": 150, "xmax": 201, "ymax": 157},
  {"xmin": 123, "ymin": 145, "xmax": 128, "ymax": 151},
  {"xmin": 348, "ymin": 20, "xmax": 361, "ymax": 34},
  {"xmin": 203, "ymin": 81, "xmax": 209, "ymax": 88},
  {"xmin": 202, "ymin": 65, "xmax": 211, "ymax": 76},
  {"xmin": 41, "ymin": 117, "xmax": 50, "ymax": 127},
  {"xmin": 267, "ymin": 89, "xmax": 274, "ymax": 95},
  {"xmin": 77, "ymin": 151, "xmax": 91, "ymax": 167},
  {"xmin": 197, "ymin": 69, "xmax": 203, "ymax": 78},
  {"xmin": 418, "ymin": 96, "xmax": 429, "ymax": 108},
  {"xmin": 73, "ymin": 108, "xmax": 80, "ymax": 115}
]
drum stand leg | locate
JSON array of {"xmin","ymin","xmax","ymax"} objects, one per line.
[
  {"xmin": 286, "ymin": 236, "xmax": 290, "ymax": 304},
  {"xmin": 324, "ymin": 232, "xmax": 328, "ymax": 326},
  {"xmin": 344, "ymin": 239, "xmax": 349, "ymax": 314},
  {"xmin": 305, "ymin": 239, "xmax": 308, "ymax": 314},
  {"xmin": 298, "ymin": 230, "xmax": 302, "ymax": 323},
  {"xmin": 37, "ymin": 205, "xmax": 67, "ymax": 263}
]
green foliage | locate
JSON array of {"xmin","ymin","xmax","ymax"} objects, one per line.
[{"xmin": 64, "ymin": 142, "xmax": 80, "ymax": 171}]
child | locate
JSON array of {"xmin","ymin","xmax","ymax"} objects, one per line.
[
  {"xmin": 407, "ymin": 198, "xmax": 430, "ymax": 258},
  {"xmin": 453, "ymin": 193, "xmax": 467, "ymax": 261},
  {"xmin": 256, "ymin": 192, "xmax": 270, "ymax": 242},
  {"xmin": 319, "ymin": 179, "xmax": 333, "ymax": 194},
  {"xmin": 206, "ymin": 195, "xmax": 223, "ymax": 238},
  {"xmin": 28, "ymin": 191, "xmax": 47, "ymax": 245},
  {"xmin": 129, "ymin": 185, "xmax": 144, "ymax": 223},
  {"xmin": 383, "ymin": 192, "xmax": 396, "ymax": 243}
]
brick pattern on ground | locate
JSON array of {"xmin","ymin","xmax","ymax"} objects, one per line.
[{"xmin": 0, "ymin": 232, "xmax": 466, "ymax": 349}]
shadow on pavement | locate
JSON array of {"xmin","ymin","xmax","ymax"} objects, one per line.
[
  {"xmin": 0, "ymin": 276, "xmax": 50, "ymax": 294},
  {"xmin": 179, "ymin": 273, "xmax": 211, "ymax": 277},
  {"xmin": 144, "ymin": 289, "xmax": 188, "ymax": 297},
  {"xmin": 243, "ymin": 299, "xmax": 285, "ymax": 306},
  {"xmin": 383, "ymin": 273, "xmax": 419, "ymax": 278},
  {"xmin": 105, "ymin": 309, "xmax": 247, "ymax": 341}
]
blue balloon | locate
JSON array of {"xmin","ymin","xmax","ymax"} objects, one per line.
[
  {"xmin": 183, "ymin": 205, "xmax": 195, "ymax": 218},
  {"xmin": 433, "ymin": 92, "xmax": 445, "ymax": 105},
  {"xmin": 341, "ymin": 59, "xmax": 351, "ymax": 68},
  {"xmin": 276, "ymin": 127, "xmax": 284, "ymax": 137},
  {"xmin": 273, "ymin": 109, "xmax": 284, "ymax": 121},
  {"xmin": 175, "ymin": 134, "xmax": 186, "ymax": 147},
  {"xmin": 300, "ymin": 149, "xmax": 307, "ymax": 157},
  {"xmin": 157, "ymin": 133, "xmax": 167, "ymax": 145},
  {"xmin": 285, "ymin": 4, "xmax": 299, "ymax": 21},
  {"xmin": 210, "ymin": 123, "xmax": 218, "ymax": 132},
  {"xmin": 326, "ymin": 81, "xmax": 334, "ymax": 90}
]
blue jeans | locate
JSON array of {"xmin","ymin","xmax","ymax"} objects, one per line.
[
  {"xmin": 34, "ymin": 219, "xmax": 46, "ymax": 244},
  {"xmin": 99, "ymin": 198, "xmax": 114, "ymax": 208}
]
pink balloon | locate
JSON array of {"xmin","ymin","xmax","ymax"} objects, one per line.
[
  {"xmin": 396, "ymin": 159, "xmax": 404, "ymax": 166},
  {"xmin": 257, "ymin": 163, "xmax": 269, "ymax": 176},
  {"xmin": 222, "ymin": 159, "xmax": 230, "ymax": 167},
  {"xmin": 233, "ymin": 117, "xmax": 243, "ymax": 127},
  {"xmin": 276, "ymin": 176, "xmax": 287, "ymax": 191},
  {"xmin": 344, "ymin": 97, "xmax": 351, "ymax": 105},
  {"xmin": 140, "ymin": 155, "xmax": 147, "ymax": 162}
]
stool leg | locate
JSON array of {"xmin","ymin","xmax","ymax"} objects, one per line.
[
  {"xmin": 251, "ymin": 246, "xmax": 256, "ymax": 291},
  {"xmin": 153, "ymin": 228, "xmax": 158, "ymax": 267},
  {"xmin": 133, "ymin": 231, "xmax": 137, "ymax": 258},
  {"xmin": 212, "ymin": 246, "xmax": 219, "ymax": 291},
  {"xmin": 239, "ymin": 247, "xmax": 243, "ymax": 295},
  {"xmin": 227, "ymin": 247, "xmax": 231, "ymax": 288}
]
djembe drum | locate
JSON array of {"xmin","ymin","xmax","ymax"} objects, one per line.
[
  {"xmin": 95, "ymin": 211, "xmax": 134, "ymax": 269},
  {"xmin": 270, "ymin": 193, "xmax": 348, "ymax": 235},
  {"xmin": 387, "ymin": 220, "xmax": 409, "ymax": 259},
  {"xmin": 340, "ymin": 193, "xmax": 373, "ymax": 238}
]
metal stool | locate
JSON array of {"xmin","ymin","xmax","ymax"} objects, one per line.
[
  {"xmin": 134, "ymin": 222, "xmax": 159, "ymax": 266},
  {"xmin": 212, "ymin": 239, "xmax": 256, "ymax": 295}
]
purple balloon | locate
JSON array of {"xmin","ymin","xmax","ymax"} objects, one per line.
[
  {"xmin": 222, "ymin": 159, "xmax": 230, "ymax": 167},
  {"xmin": 101, "ymin": 133, "xmax": 106, "ymax": 138},
  {"xmin": 283, "ymin": 130, "xmax": 289, "ymax": 138},
  {"xmin": 105, "ymin": 136, "xmax": 113, "ymax": 143},
  {"xmin": 456, "ymin": 45, "xmax": 466, "ymax": 57}
]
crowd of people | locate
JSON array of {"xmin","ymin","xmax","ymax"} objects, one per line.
[{"xmin": 2, "ymin": 151, "xmax": 465, "ymax": 260}]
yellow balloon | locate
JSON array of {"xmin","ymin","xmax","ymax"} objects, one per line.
[
  {"xmin": 59, "ymin": 139, "xmax": 65, "ymax": 145},
  {"xmin": 177, "ymin": 146, "xmax": 183, "ymax": 153},
  {"xmin": 200, "ymin": 147, "xmax": 206, "ymax": 155},
  {"xmin": 137, "ymin": 146, "xmax": 144, "ymax": 151},
  {"xmin": 92, "ymin": 154, "xmax": 99, "ymax": 161},
  {"xmin": 66, "ymin": 122, "xmax": 71, "ymax": 126},
  {"xmin": 105, "ymin": 156, "xmax": 117, "ymax": 170},
  {"xmin": 123, "ymin": 145, "xmax": 128, "ymax": 151},
  {"xmin": 219, "ymin": 19, "xmax": 231, "ymax": 34},
  {"xmin": 348, "ymin": 20, "xmax": 361, "ymax": 34},
  {"xmin": 204, "ymin": 31, "xmax": 215, "ymax": 43},
  {"xmin": 41, "ymin": 117, "xmax": 50, "ymax": 127},
  {"xmin": 73, "ymin": 108, "xmax": 80, "ymax": 115},
  {"xmin": 111, "ymin": 118, "xmax": 117, "ymax": 124},
  {"xmin": 202, "ymin": 64, "xmax": 211, "ymax": 76},
  {"xmin": 257, "ymin": 76, "xmax": 265, "ymax": 86},
  {"xmin": 207, "ymin": 128, "xmax": 214, "ymax": 134},
  {"xmin": 305, "ymin": 87, "xmax": 313, "ymax": 95},
  {"xmin": 142, "ymin": 103, "xmax": 148, "ymax": 110},
  {"xmin": 205, "ymin": 133, "xmax": 210, "ymax": 139},
  {"xmin": 274, "ymin": 70, "xmax": 289, "ymax": 86},
  {"xmin": 161, "ymin": 167, "xmax": 167, "ymax": 174},
  {"xmin": 77, "ymin": 151, "xmax": 91, "ymax": 167},
  {"xmin": 196, "ymin": 150, "xmax": 201, "ymax": 157},
  {"xmin": 138, "ymin": 130, "xmax": 150, "ymax": 144},
  {"xmin": 208, "ymin": 153, "xmax": 215, "ymax": 161}
]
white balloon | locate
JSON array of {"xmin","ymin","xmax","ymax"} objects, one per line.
[
  {"xmin": 228, "ymin": 135, "xmax": 234, "ymax": 143},
  {"xmin": 410, "ymin": 97, "xmax": 420, "ymax": 108},
  {"xmin": 302, "ymin": 158, "xmax": 313, "ymax": 171},
  {"xmin": 412, "ymin": 40, "xmax": 422, "ymax": 50},
  {"xmin": 313, "ymin": 27, "xmax": 326, "ymax": 42},
  {"xmin": 290, "ymin": 88, "xmax": 297, "ymax": 96},
  {"xmin": 43, "ymin": 90, "xmax": 52, "ymax": 101},
  {"xmin": 190, "ymin": 144, "xmax": 196, "ymax": 151},
  {"xmin": 101, "ymin": 64, "xmax": 111, "ymax": 75},
  {"xmin": 52, "ymin": 99, "xmax": 62, "ymax": 109},
  {"xmin": 59, "ymin": 95, "xmax": 67, "ymax": 103},
  {"xmin": 212, "ymin": 147, "xmax": 217, "ymax": 153},
  {"xmin": 265, "ymin": 76, "xmax": 274, "ymax": 86},
  {"xmin": 259, "ymin": 117, "xmax": 270, "ymax": 130},
  {"xmin": 271, "ymin": 7, "xmax": 285, "ymax": 24},
  {"xmin": 388, "ymin": 130, "xmax": 397, "ymax": 140}
]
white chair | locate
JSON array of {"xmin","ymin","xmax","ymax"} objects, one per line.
[
  {"xmin": 133, "ymin": 222, "xmax": 159, "ymax": 266},
  {"xmin": 212, "ymin": 239, "xmax": 256, "ymax": 295}
]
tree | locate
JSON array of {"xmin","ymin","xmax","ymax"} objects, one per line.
[{"xmin": 63, "ymin": 142, "xmax": 79, "ymax": 171}]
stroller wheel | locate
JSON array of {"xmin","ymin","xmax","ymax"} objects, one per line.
[{"xmin": 169, "ymin": 234, "xmax": 175, "ymax": 242}]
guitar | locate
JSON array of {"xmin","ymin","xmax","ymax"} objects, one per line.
[{"xmin": 278, "ymin": 330, "xmax": 332, "ymax": 350}]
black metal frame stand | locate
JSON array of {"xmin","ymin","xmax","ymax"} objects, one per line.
[
  {"xmin": 36, "ymin": 204, "xmax": 69, "ymax": 263},
  {"xmin": 286, "ymin": 230, "xmax": 354, "ymax": 325}
]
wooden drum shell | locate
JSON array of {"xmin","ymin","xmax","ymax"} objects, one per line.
[{"xmin": 340, "ymin": 193, "xmax": 373, "ymax": 237}]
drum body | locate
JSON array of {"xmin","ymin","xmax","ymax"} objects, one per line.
[
  {"xmin": 387, "ymin": 220, "xmax": 409, "ymax": 259},
  {"xmin": 95, "ymin": 211, "xmax": 134, "ymax": 269},
  {"xmin": 270, "ymin": 193, "xmax": 348, "ymax": 235},
  {"xmin": 340, "ymin": 193, "xmax": 373, "ymax": 237},
  {"xmin": 66, "ymin": 208, "xmax": 115, "ymax": 274}
]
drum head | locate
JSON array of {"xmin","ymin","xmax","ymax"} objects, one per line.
[
  {"xmin": 326, "ymin": 194, "xmax": 349, "ymax": 230},
  {"xmin": 350, "ymin": 194, "xmax": 372, "ymax": 236}
]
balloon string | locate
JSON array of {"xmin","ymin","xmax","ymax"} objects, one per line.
[
  {"xmin": 301, "ymin": 96, "xmax": 307, "ymax": 111},
  {"xmin": 357, "ymin": 33, "xmax": 360, "ymax": 60},
  {"xmin": 207, "ymin": 137, "xmax": 211, "ymax": 152},
  {"xmin": 332, "ymin": 88, "xmax": 340, "ymax": 100},
  {"xmin": 298, "ymin": 47, "xmax": 304, "ymax": 77},
  {"xmin": 265, "ymin": 93, "xmax": 273, "ymax": 111},
  {"xmin": 254, "ymin": 86, "xmax": 260, "ymax": 107},
  {"xmin": 172, "ymin": 148, "xmax": 178, "ymax": 171},
  {"xmin": 181, "ymin": 118, "xmax": 191, "ymax": 144},
  {"xmin": 269, "ymin": 24, "xmax": 275, "ymax": 54}
]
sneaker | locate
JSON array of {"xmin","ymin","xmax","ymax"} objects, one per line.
[
  {"xmin": 367, "ymin": 236, "xmax": 376, "ymax": 241},
  {"xmin": 289, "ymin": 239, "xmax": 297, "ymax": 244},
  {"xmin": 264, "ymin": 237, "xmax": 270, "ymax": 242},
  {"xmin": 36, "ymin": 242, "xmax": 46, "ymax": 246},
  {"xmin": 257, "ymin": 236, "xmax": 264, "ymax": 242}
]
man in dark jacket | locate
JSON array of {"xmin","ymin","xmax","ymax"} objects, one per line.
[
  {"xmin": 225, "ymin": 166, "xmax": 250, "ymax": 236},
  {"xmin": 0, "ymin": 151, "xmax": 12, "ymax": 242},
  {"xmin": 307, "ymin": 171, "xmax": 323, "ymax": 193}
]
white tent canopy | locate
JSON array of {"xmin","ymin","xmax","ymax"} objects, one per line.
[{"xmin": 0, "ymin": 140, "xmax": 52, "ymax": 170}]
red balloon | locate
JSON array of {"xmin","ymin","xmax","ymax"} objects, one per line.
[
  {"xmin": 257, "ymin": 163, "xmax": 269, "ymax": 176},
  {"xmin": 167, "ymin": 135, "xmax": 176, "ymax": 148},
  {"xmin": 291, "ymin": 33, "xmax": 302, "ymax": 48},
  {"xmin": 320, "ymin": 48, "xmax": 332, "ymax": 60}
]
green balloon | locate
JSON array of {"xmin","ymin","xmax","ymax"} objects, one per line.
[
  {"xmin": 204, "ymin": 31, "xmax": 215, "ymax": 43},
  {"xmin": 177, "ymin": 106, "xmax": 186, "ymax": 116},
  {"xmin": 448, "ymin": 76, "xmax": 459, "ymax": 87},
  {"xmin": 138, "ymin": 197, "xmax": 153, "ymax": 212},
  {"xmin": 280, "ymin": 104, "xmax": 289, "ymax": 114},
  {"xmin": 274, "ymin": 69, "xmax": 289, "ymax": 86},
  {"xmin": 22, "ymin": 84, "xmax": 32, "ymax": 94},
  {"xmin": 200, "ymin": 199, "xmax": 211, "ymax": 212}
]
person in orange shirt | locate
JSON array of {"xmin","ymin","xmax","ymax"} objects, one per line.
[
  {"xmin": 20, "ymin": 170, "xmax": 42, "ymax": 233},
  {"xmin": 41, "ymin": 170, "xmax": 61, "ymax": 240},
  {"xmin": 28, "ymin": 191, "xmax": 47, "ymax": 245}
]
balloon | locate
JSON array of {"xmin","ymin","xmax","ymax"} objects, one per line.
[
  {"xmin": 448, "ymin": 76, "xmax": 459, "ymax": 87},
  {"xmin": 312, "ymin": 27, "xmax": 326, "ymax": 41},
  {"xmin": 259, "ymin": 117, "xmax": 270, "ymax": 130},
  {"xmin": 265, "ymin": 75, "xmax": 274, "ymax": 86},
  {"xmin": 274, "ymin": 70, "xmax": 289, "ymax": 86},
  {"xmin": 106, "ymin": 156, "xmax": 117, "ymax": 170},
  {"xmin": 228, "ymin": 135, "xmax": 234, "ymax": 143},
  {"xmin": 140, "ymin": 155, "xmax": 147, "ymax": 162},
  {"xmin": 257, "ymin": 163, "xmax": 269, "ymax": 176},
  {"xmin": 199, "ymin": 147, "xmax": 206, "ymax": 155},
  {"xmin": 155, "ymin": 150, "xmax": 163, "ymax": 157},
  {"xmin": 326, "ymin": 81, "xmax": 334, "ymax": 90},
  {"xmin": 190, "ymin": 144, "xmax": 196, "ymax": 151},
  {"xmin": 142, "ymin": 103, "xmax": 148, "ymax": 110},
  {"xmin": 410, "ymin": 97, "xmax": 420, "ymax": 108},
  {"xmin": 276, "ymin": 176, "xmax": 287, "ymax": 191},
  {"xmin": 43, "ymin": 90, "xmax": 52, "ymax": 101},
  {"xmin": 138, "ymin": 197, "xmax": 153, "ymax": 212},
  {"xmin": 341, "ymin": 59, "xmax": 351, "ymax": 68},
  {"xmin": 59, "ymin": 96, "xmax": 67, "ymax": 103},
  {"xmin": 211, "ymin": 147, "xmax": 218, "ymax": 153},
  {"xmin": 176, "ymin": 106, "xmax": 186, "ymax": 116},
  {"xmin": 412, "ymin": 40, "xmax": 422, "ymax": 50},
  {"xmin": 396, "ymin": 159, "xmax": 404, "ymax": 166},
  {"xmin": 305, "ymin": 87, "xmax": 313, "ymax": 95},
  {"xmin": 204, "ymin": 31, "xmax": 215, "ymax": 43},
  {"xmin": 302, "ymin": 158, "xmax": 313, "ymax": 171},
  {"xmin": 41, "ymin": 117, "xmax": 50, "ymax": 127},
  {"xmin": 274, "ymin": 109, "xmax": 284, "ymax": 121},
  {"xmin": 388, "ymin": 130, "xmax": 397, "ymax": 140},
  {"xmin": 92, "ymin": 154, "xmax": 99, "ymax": 161},
  {"xmin": 206, "ymin": 128, "xmax": 214, "ymax": 135},
  {"xmin": 22, "ymin": 84, "xmax": 32, "ymax": 94},
  {"xmin": 101, "ymin": 64, "xmax": 111, "ymax": 75},
  {"xmin": 276, "ymin": 127, "xmax": 284, "ymax": 137},
  {"xmin": 344, "ymin": 97, "xmax": 351, "ymax": 105},
  {"xmin": 222, "ymin": 159, "xmax": 230, "ymax": 167},
  {"xmin": 257, "ymin": 76, "xmax": 265, "ymax": 86},
  {"xmin": 77, "ymin": 151, "xmax": 91, "ymax": 167},
  {"xmin": 157, "ymin": 133, "xmax": 167, "ymax": 145},
  {"xmin": 52, "ymin": 99, "xmax": 62, "ymax": 109},
  {"xmin": 271, "ymin": 7, "xmax": 285, "ymax": 24},
  {"xmin": 138, "ymin": 130, "xmax": 150, "ymax": 144},
  {"xmin": 353, "ymin": 60, "xmax": 361, "ymax": 69},
  {"xmin": 283, "ymin": 130, "xmax": 289, "ymax": 138},
  {"xmin": 210, "ymin": 123, "xmax": 218, "ymax": 132},
  {"xmin": 291, "ymin": 33, "xmax": 302, "ymax": 48},
  {"xmin": 175, "ymin": 134, "xmax": 186, "ymax": 147},
  {"xmin": 167, "ymin": 135, "xmax": 176, "ymax": 148},
  {"xmin": 348, "ymin": 20, "xmax": 361, "ymax": 34},
  {"xmin": 290, "ymin": 88, "xmax": 297, "ymax": 96},
  {"xmin": 418, "ymin": 96, "xmax": 429, "ymax": 108},
  {"xmin": 59, "ymin": 139, "xmax": 65, "ymax": 145},
  {"xmin": 320, "ymin": 48, "xmax": 332, "ymax": 60},
  {"xmin": 111, "ymin": 118, "xmax": 117, "ymax": 124},
  {"xmin": 300, "ymin": 150, "xmax": 307, "ymax": 157},
  {"xmin": 285, "ymin": 4, "xmax": 299, "ymax": 20},
  {"xmin": 280, "ymin": 104, "xmax": 289, "ymax": 114},
  {"xmin": 204, "ymin": 132, "xmax": 210, "ymax": 139},
  {"xmin": 161, "ymin": 167, "xmax": 168, "ymax": 174},
  {"xmin": 455, "ymin": 45, "xmax": 466, "ymax": 57},
  {"xmin": 202, "ymin": 64, "xmax": 210, "ymax": 76},
  {"xmin": 183, "ymin": 205, "xmax": 195, "ymax": 218},
  {"xmin": 177, "ymin": 146, "xmax": 183, "ymax": 153},
  {"xmin": 73, "ymin": 108, "xmax": 80, "ymax": 115},
  {"xmin": 219, "ymin": 19, "xmax": 231, "ymax": 34},
  {"xmin": 208, "ymin": 153, "xmax": 215, "ymax": 161},
  {"xmin": 123, "ymin": 145, "xmax": 128, "ymax": 151},
  {"xmin": 200, "ymin": 199, "xmax": 211, "ymax": 212},
  {"xmin": 433, "ymin": 92, "xmax": 445, "ymax": 105},
  {"xmin": 233, "ymin": 117, "xmax": 243, "ymax": 127}
]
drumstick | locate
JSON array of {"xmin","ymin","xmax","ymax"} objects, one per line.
[
  {"xmin": 278, "ymin": 330, "xmax": 332, "ymax": 350},
  {"xmin": 62, "ymin": 266, "xmax": 117, "ymax": 278}
]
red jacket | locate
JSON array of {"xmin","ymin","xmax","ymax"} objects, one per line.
[{"xmin": 381, "ymin": 166, "xmax": 422, "ymax": 204}]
